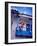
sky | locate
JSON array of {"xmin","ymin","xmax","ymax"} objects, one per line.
[{"xmin": 11, "ymin": 6, "xmax": 32, "ymax": 16}]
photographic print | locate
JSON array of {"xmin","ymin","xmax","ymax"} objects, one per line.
[
  {"xmin": 5, "ymin": 2, "xmax": 36, "ymax": 44},
  {"xmin": 11, "ymin": 6, "xmax": 32, "ymax": 39}
]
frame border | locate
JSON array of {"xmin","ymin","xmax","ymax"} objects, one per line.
[{"xmin": 5, "ymin": 2, "xmax": 36, "ymax": 44}]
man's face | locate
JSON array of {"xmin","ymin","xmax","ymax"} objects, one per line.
[{"xmin": 19, "ymin": 21, "xmax": 25, "ymax": 27}]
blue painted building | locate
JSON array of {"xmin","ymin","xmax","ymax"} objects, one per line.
[{"xmin": 11, "ymin": 7, "xmax": 32, "ymax": 39}]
